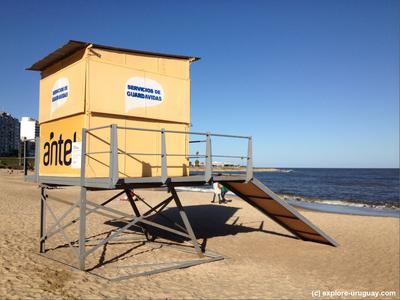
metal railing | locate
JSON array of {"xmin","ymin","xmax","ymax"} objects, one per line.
[{"xmin": 82, "ymin": 124, "xmax": 253, "ymax": 187}]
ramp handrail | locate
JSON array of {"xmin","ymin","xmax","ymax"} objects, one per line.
[{"xmin": 80, "ymin": 124, "xmax": 253, "ymax": 187}]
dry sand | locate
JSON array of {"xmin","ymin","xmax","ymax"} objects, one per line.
[{"xmin": 0, "ymin": 170, "xmax": 399, "ymax": 299}]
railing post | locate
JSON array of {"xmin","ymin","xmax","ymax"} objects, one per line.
[
  {"xmin": 34, "ymin": 136, "xmax": 40, "ymax": 182},
  {"xmin": 80, "ymin": 128, "xmax": 87, "ymax": 186},
  {"xmin": 109, "ymin": 124, "xmax": 119, "ymax": 187},
  {"xmin": 161, "ymin": 128, "xmax": 168, "ymax": 184},
  {"xmin": 246, "ymin": 137, "xmax": 253, "ymax": 182},
  {"xmin": 204, "ymin": 133, "xmax": 212, "ymax": 182}
]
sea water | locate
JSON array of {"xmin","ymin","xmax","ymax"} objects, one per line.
[{"xmin": 178, "ymin": 168, "xmax": 400, "ymax": 217}]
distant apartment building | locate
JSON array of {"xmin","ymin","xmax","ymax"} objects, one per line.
[
  {"xmin": 20, "ymin": 117, "xmax": 39, "ymax": 141},
  {"xmin": 0, "ymin": 112, "xmax": 20, "ymax": 156}
]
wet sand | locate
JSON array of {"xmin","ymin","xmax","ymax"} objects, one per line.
[{"xmin": 0, "ymin": 170, "xmax": 399, "ymax": 299}]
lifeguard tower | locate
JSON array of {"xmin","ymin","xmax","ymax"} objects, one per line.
[{"xmin": 27, "ymin": 41, "xmax": 337, "ymax": 279}]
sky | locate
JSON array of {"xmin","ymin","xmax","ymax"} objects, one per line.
[{"xmin": 0, "ymin": 0, "xmax": 398, "ymax": 168}]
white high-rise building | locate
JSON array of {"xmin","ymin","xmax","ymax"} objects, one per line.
[{"xmin": 20, "ymin": 117, "xmax": 39, "ymax": 141}]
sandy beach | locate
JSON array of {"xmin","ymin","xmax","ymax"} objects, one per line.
[{"xmin": 0, "ymin": 170, "xmax": 398, "ymax": 299}]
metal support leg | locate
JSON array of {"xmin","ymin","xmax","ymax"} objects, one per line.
[
  {"xmin": 170, "ymin": 187, "xmax": 203, "ymax": 257},
  {"xmin": 38, "ymin": 187, "xmax": 224, "ymax": 279},
  {"xmin": 79, "ymin": 186, "xmax": 87, "ymax": 270},
  {"xmin": 125, "ymin": 189, "xmax": 151, "ymax": 241},
  {"xmin": 39, "ymin": 187, "xmax": 46, "ymax": 253}
]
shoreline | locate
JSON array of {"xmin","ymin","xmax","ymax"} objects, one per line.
[
  {"xmin": 174, "ymin": 186, "xmax": 400, "ymax": 217},
  {"xmin": 286, "ymin": 199, "xmax": 400, "ymax": 218},
  {"xmin": 189, "ymin": 167, "xmax": 290, "ymax": 172}
]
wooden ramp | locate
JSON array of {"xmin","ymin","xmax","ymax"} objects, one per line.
[{"xmin": 220, "ymin": 178, "xmax": 338, "ymax": 246}]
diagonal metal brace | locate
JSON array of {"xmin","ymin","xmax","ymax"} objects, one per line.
[
  {"xmin": 84, "ymin": 214, "xmax": 147, "ymax": 258},
  {"xmin": 43, "ymin": 196, "xmax": 80, "ymax": 259},
  {"xmin": 42, "ymin": 199, "xmax": 80, "ymax": 242},
  {"xmin": 43, "ymin": 190, "xmax": 125, "ymax": 241}
]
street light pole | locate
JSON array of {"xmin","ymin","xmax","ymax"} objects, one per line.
[{"xmin": 23, "ymin": 138, "xmax": 27, "ymax": 175}]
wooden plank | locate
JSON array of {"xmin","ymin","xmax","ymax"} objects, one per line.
[{"xmin": 221, "ymin": 180, "xmax": 338, "ymax": 247}]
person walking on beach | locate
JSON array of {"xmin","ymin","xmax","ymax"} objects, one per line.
[
  {"xmin": 220, "ymin": 184, "xmax": 228, "ymax": 202},
  {"xmin": 211, "ymin": 181, "xmax": 222, "ymax": 204}
]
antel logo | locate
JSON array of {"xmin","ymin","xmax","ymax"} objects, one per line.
[
  {"xmin": 43, "ymin": 131, "xmax": 76, "ymax": 166},
  {"xmin": 51, "ymin": 77, "xmax": 69, "ymax": 114},
  {"xmin": 125, "ymin": 77, "xmax": 164, "ymax": 112}
]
